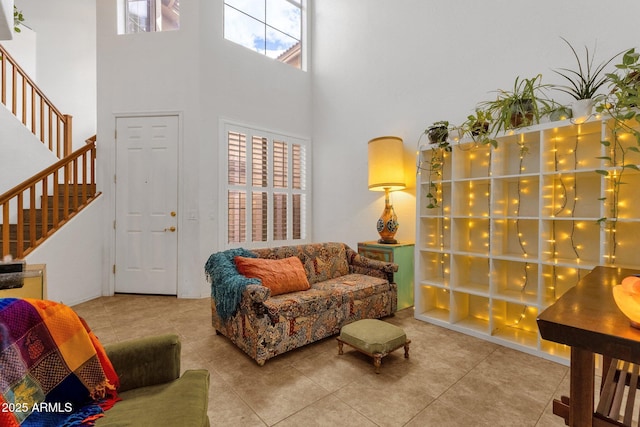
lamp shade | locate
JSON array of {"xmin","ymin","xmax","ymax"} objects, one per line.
[{"xmin": 368, "ymin": 136, "xmax": 406, "ymax": 191}]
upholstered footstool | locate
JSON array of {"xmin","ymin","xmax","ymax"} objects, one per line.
[{"xmin": 337, "ymin": 319, "xmax": 410, "ymax": 373}]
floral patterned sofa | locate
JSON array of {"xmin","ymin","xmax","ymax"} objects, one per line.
[{"xmin": 209, "ymin": 242, "xmax": 398, "ymax": 365}]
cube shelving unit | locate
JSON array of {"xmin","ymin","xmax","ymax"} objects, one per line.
[{"xmin": 415, "ymin": 115, "xmax": 640, "ymax": 364}]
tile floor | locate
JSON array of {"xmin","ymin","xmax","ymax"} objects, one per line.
[{"xmin": 73, "ymin": 294, "xmax": 574, "ymax": 427}]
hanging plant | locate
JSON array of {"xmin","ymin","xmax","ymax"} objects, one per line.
[
  {"xmin": 426, "ymin": 120, "xmax": 450, "ymax": 145},
  {"xmin": 461, "ymin": 108, "xmax": 497, "ymax": 148},
  {"xmin": 14, "ymin": 6, "xmax": 25, "ymax": 32},
  {"xmin": 595, "ymin": 48, "xmax": 640, "ymax": 263}
]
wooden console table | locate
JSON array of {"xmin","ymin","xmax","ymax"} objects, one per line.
[{"xmin": 538, "ymin": 266, "xmax": 640, "ymax": 427}]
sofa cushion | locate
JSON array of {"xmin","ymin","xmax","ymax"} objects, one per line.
[
  {"xmin": 263, "ymin": 273, "xmax": 389, "ymax": 319},
  {"xmin": 235, "ymin": 256, "xmax": 311, "ymax": 296},
  {"xmin": 252, "ymin": 242, "xmax": 350, "ymax": 285},
  {"xmin": 95, "ymin": 370, "xmax": 210, "ymax": 427}
]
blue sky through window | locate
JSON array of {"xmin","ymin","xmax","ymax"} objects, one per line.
[{"xmin": 224, "ymin": 0, "xmax": 301, "ymax": 60}]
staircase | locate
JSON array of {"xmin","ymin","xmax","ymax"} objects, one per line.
[{"xmin": 0, "ymin": 43, "xmax": 99, "ymax": 259}]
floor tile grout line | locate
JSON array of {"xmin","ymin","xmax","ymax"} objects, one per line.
[{"xmin": 402, "ymin": 345, "xmax": 502, "ymax": 426}]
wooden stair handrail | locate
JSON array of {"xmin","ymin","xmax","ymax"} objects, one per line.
[
  {"xmin": 0, "ymin": 141, "xmax": 95, "ymax": 204},
  {"xmin": 0, "ymin": 43, "xmax": 72, "ymax": 158},
  {"xmin": 1, "ymin": 136, "xmax": 99, "ymax": 259}
]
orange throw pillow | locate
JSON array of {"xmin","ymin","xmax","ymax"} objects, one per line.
[{"xmin": 234, "ymin": 256, "xmax": 310, "ymax": 296}]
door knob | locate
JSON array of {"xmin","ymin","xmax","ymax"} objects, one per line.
[
  {"xmin": 164, "ymin": 226, "xmax": 176, "ymax": 232},
  {"xmin": 170, "ymin": 211, "xmax": 177, "ymax": 217}
]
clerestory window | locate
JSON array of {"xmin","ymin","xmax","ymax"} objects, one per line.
[
  {"xmin": 222, "ymin": 122, "xmax": 310, "ymax": 248},
  {"xmin": 223, "ymin": 0, "xmax": 303, "ymax": 69},
  {"xmin": 120, "ymin": 0, "xmax": 180, "ymax": 34}
]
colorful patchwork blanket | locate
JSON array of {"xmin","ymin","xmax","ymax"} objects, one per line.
[{"xmin": 0, "ymin": 298, "xmax": 119, "ymax": 426}]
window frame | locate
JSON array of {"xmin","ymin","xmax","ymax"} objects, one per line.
[
  {"xmin": 222, "ymin": 0, "xmax": 306, "ymax": 70},
  {"xmin": 220, "ymin": 120, "xmax": 312, "ymax": 250},
  {"xmin": 119, "ymin": 0, "xmax": 180, "ymax": 34}
]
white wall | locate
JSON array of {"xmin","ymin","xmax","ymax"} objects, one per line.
[
  {"xmin": 1, "ymin": 25, "xmax": 36, "ymax": 75},
  {"xmin": 0, "ymin": 28, "xmax": 55, "ymax": 194},
  {"xmin": 25, "ymin": 195, "xmax": 104, "ymax": 305},
  {"xmin": 96, "ymin": 0, "xmax": 312, "ymax": 298},
  {"xmin": 14, "ymin": 0, "xmax": 96, "ymax": 148},
  {"xmin": 0, "ymin": 105, "xmax": 58, "ymax": 193},
  {"xmin": 311, "ymin": 0, "xmax": 640, "ymax": 249},
  {"xmin": 23, "ymin": 0, "xmax": 640, "ymax": 301},
  {"xmin": 0, "ymin": 0, "xmax": 12, "ymax": 40}
]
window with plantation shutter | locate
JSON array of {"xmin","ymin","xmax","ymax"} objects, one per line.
[{"xmin": 222, "ymin": 122, "xmax": 310, "ymax": 248}]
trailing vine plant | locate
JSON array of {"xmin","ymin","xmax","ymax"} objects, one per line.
[
  {"xmin": 417, "ymin": 124, "xmax": 452, "ymax": 281},
  {"xmin": 14, "ymin": 6, "xmax": 25, "ymax": 32},
  {"xmin": 595, "ymin": 48, "xmax": 640, "ymax": 264}
]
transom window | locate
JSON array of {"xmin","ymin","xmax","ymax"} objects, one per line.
[
  {"xmin": 223, "ymin": 122, "xmax": 310, "ymax": 248},
  {"xmin": 223, "ymin": 0, "xmax": 303, "ymax": 69},
  {"xmin": 120, "ymin": 0, "xmax": 180, "ymax": 34}
]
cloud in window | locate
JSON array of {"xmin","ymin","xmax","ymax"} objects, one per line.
[{"xmin": 224, "ymin": 0, "xmax": 301, "ymax": 59}]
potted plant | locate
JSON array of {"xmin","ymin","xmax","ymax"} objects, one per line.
[
  {"xmin": 545, "ymin": 105, "xmax": 572, "ymax": 122},
  {"xmin": 426, "ymin": 120, "xmax": 449, "ymax": 146},
  {"xmin": 461, "ymin": 108, "xmax": 497, "ymax": 147},
  {"xmin": 552, "ymin": 37, "xmax": 624, "ymax": 119},
  {"xmin": 481, "ymin": 74, "xmax": 552, "ymax": 134}
]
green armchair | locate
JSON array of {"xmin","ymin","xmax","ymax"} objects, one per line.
[{"xmin": 95, "ymin": 334, "xmax": 210, "ymax": 427}]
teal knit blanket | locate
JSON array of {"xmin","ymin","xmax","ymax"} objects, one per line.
[{"xmin": 205, "ymin": 248, "xmax": 260, "ymax": 320}]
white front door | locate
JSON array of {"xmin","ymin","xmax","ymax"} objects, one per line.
[{"xmin": 115, "ymin": 115, "xmax": 179, "ymax": 295}]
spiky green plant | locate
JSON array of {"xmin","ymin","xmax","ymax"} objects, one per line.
[{"xmin": 553, "ymin": 37, "xmax": 623, "ymax": 101}]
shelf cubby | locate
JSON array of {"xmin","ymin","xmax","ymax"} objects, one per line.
[
  {"xmin": 491, "ymin": 218, "xmax": 539, "ymax": 259},
  {"xmin": 541, "ymin": 120, "xmax": 603, "ymax": 172},
  {"xmin": 610, "ymin": 170, "xmax": 640, "ymax": 220},
  {"xmin": 540, "ymin": 339, "xmax": 571, "ymax": 360},
  {"xmin": 418, "ymin": 216, "xmax": 450, "ymax": 251},
  {"xmin": 541, "ymin": 172, "xmax": 602, "ymax": 219},
  {"xmin": 452, "ymin": 218, "xmax": 490, "ymax": 255},
  {"xmin": 418, "ymin": 147, "xmax": 452, "ymax": 182},
  {"xmin": 491, "ymin": 132, "xmax": 541, "ymax": 177},
  {"xmin": 452, "ymin": 179, "xmax": 491, "ymax": 217},
  {"xmin": 419, "ymin": 182, "xmax": 451, "ymax": 217},
  {"xmin": 603, "ymin": 118, "xmax": 640, "ymax": 167},
  {"xmin": 541, "ymin": 264, "xmax": 592, "ymax": 306},
  {"xmin": 416, "ymin": 285, "xmax": 450, "ymax": 323},
  {"xmin": 605, "ymin": 220, "xmax": 640, "ymax": 267},
  {"xmin": 451, "ymin": 292, "xmax": 490, "ymax": 334},
  {"xmin": 491, "ymin": 176, "xmax": 540, "ymax": 218},
  {"xmin": 451, "ymin": 254, "xmax": 489, "ymax": 294},
  {"xmin": 417, "ymin": 250, "xmax": 450, "ymax": 287},
  {"xmin": 540, "ymin": 219, "xmax": 601, "ymax": 265},
  {"xmin": 491, "ymin": 301, "xmax": 539, "ymax": 349},
  {"xmin": 491, "ymin": 259, "xmax": 539, "ymax": 304},
  {"xmin": 451, "ymin": 143, "xmax": 492, "ymax": 180}
]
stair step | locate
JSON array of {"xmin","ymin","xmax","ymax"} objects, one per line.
[{"xmin": 1, "ymin": 183, "xmax": 97, "ymax": 259}]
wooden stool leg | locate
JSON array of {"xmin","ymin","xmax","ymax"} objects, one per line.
[
  {"xmin": 373, "ymin": 355, "xmax": 382, "ymax": 374},
  {"xmin": 338, "ymin": 340, "xmax": 344, "ymax": 355},
  {"xmin": 404, "ymin": 340, "xmax": 410, "ymax": 359}
]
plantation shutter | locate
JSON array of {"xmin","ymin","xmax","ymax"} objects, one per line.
[{"xmin": 225, "ymin": 124, "xmax": 309, "ymax": 247}]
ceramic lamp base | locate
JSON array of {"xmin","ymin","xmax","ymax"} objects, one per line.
[{"xmin": 376, "ymin": 188, "xmax": 399, "ymax": 244}]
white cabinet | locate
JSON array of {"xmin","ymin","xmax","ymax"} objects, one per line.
[{"xmin": 415, "ymin": 116, "xmax": 640, "ymax": 363}]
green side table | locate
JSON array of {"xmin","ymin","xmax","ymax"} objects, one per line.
[{"xmin": 357, "ymin": 241, "xmax": 414, "ymax": 310}]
